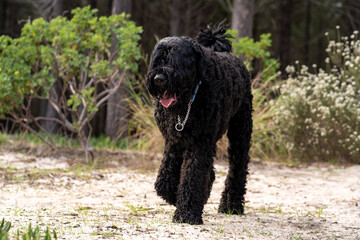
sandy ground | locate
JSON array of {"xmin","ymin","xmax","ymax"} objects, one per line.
[{"xmin": 0, "ymin": 148, "xmax": 359, "ymax": 240}]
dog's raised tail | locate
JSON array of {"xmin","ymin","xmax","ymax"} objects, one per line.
[{"xmin": 196, "ymin": 21, "xmax": 232, "ymax": 53}]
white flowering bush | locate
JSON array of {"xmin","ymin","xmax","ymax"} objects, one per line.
[{"xmin": 275, "ymin": 29, "xmax": 360, "ymax": 163}]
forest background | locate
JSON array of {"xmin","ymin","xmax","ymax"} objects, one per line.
[{"xmin": 0, "ymin": 0, "xmax": 359, "ymax": 163}]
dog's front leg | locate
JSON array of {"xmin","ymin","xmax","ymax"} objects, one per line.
[
  {"xmin": 155, "ymin": 143, "xmax": 184, "ymax": 206},
  {"xmin": 173, "ymin": 145, "xmax": 215, "ymax": 225}
]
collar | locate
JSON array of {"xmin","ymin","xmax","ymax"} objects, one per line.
[{"xmin": 175, "ymin": 80, "xmax": 202, "ymax": 131}]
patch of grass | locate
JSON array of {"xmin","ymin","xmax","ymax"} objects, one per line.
[
  {"xmin": 1, "ymin": 132, "xmax": 130, "ymax": 151},
  {"xmin": 216, "ymin": 222, "xmax": 225, "ymax": 239},
  {"xmin": 127, "ymin": 215, "xmax": 140, "ymax": 227},
  {"xmin": 126, "ymin": 75, "xmax": 163, "ymax": 153},
  {"xmin": 243, "ymin": 227, "xmax": 253, "ymax": 238},
  {"xmin": 13, "ymin": 208, "xmax": 24, "ymax": 216},
  {"xmin": 66, "ymin": 163, "xmax": 96, "ymax": 179},
  {"xmin": 91, "ymin": 231, "xmax": 119, "ymax": 237},
  {"xmin": 256, "ymin": 229, "xmax": 273, "ymax": 237},
  {"xmin": 0, "ymin": 219, "xmax": 11, "ymax": 240},
  {"xmin": 126, "ymin": 204, "xmax": 149, "ymax": 214},
  {"xmin": 290, "ymin": 232, "xmax": 303, "ymax": 240},
  {"xmin": 0, "ymin": 132, "xmax": 9, "ymax": 145},
  {"xmin": 89, "ymin": 134, "xmax": 130, "ymax": 150},
  {"xmin": 74, "ymin": 205, "xmax": 92, "ymax": 220},
  {"xmin": 0, "ymin": 219, "xmax": 57, "ymax": 240},
  {"xmin": 314, "ymin": 207, "xmax": 324, "ymax": 218},
  {"xmin": 8, "ymin": 132, "xmax": 80, "ymax": 148},
  {"xmin": 1, "ymin": 163, "xmax": 100, "ymax": 185},
  {"xmin": 102, "ymin": 203, "xmax": 115, "ymax": 220},
  {"xmin": 293, "ymin": 207, "xmax": 325, "ymax": 220},
  {"xmin": 220, "ymin": 207, "xmax": 243, "ymax": 216},
  {"xmin": 258, "ymin": 206, "xmax": 284, "ymax": 214}
]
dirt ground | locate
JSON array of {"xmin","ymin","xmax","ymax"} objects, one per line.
[{"xmin": 0, "ymin": 147, "xmax": 359, "ymax": 240}]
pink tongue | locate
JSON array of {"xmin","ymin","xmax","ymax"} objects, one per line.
[{"xmin": 160, "ymin": 92, "xmax": 176, "ymax": 108}]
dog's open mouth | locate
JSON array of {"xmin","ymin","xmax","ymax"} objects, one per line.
[{"xmin": 160, "ymin": 91, "xmax": 177, "ymax": 108}]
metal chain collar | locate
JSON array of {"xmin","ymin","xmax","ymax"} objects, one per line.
[
  {"xmin": 175, "ymin": 101, "xmax": 192, "ymax": 131},
  {"xmin": 175, "ymin": 81, "xmax": 202, "ymax": 132}
]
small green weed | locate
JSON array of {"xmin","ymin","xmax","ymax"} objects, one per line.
[
  {"xmin": 243, "ymin": 227, "xmax": 253, "ymax": 238},
  {"xmin": 13, "ymin": 209, "xmax": 24, "ymax": 216},
  {"xmin": 314, "ymin": 207, "xmax": 324, "ymax": 218},
  {"xmin": 91, "ymin": 231, "xmax": 119, "ymax": 237},
  {"xmin": 216, "ymin": 222, "xmax": 225, "ymax": 239},
  {"xmin": 258, "ymin": 206, "xmax": 284, "ymax": 214},
  {"xmin": 293, "ymin": 207, "xmax": 325, "ymax": 220},
  {"xmin": 0, "ymin": 219, "xmax": 11, "ymax": 240},
  {"xmin": 0, "ymin": 219, "xmax": 57, "ymax": 240},
  {"xmin": 290, "ymin": 232, "xmax": 303, "ymax": 240},
  {"xmin": 75, "ymin": 205, "xmax": 92, "ymax": 213},
  {"xmin": 220, "ymin": 207, "xmax": 240, "ymax": 216},
  {"xmin": 126, "ymin": 204, "xmax": 149, "ymax": 214}
]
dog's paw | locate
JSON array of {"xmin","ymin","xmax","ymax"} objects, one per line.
[
  {"xmin": 172, "ymin": 211, "xmax": 203, "ymax": 225},
  {"xmin": 218, "ymin": 205, "xmax": 244, "ymax": 215}
]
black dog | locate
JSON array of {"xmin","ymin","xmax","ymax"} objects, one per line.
[{"xmin": 146, "ymin": 22, "xmax": 253, "ymax": 225}]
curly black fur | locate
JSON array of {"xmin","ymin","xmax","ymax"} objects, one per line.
[
  {"xmin": 146, "ymin": 22, "xmax": 253, "ymax": 225},
  {"xmin": 196, "ymin": 21, "xmax": 233, "ymax": 52}
]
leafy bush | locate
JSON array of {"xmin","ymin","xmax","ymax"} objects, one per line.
[
  {"xmin": 0, "ymin": 6, "xmax": 142, "ymax": 160},
  {"xmin": 275, "ymin": 29, "xmax": 360, "ymax": 163},
  {"xmin": 226, "ymin": 31, "xmax": 280, "ymax": 82}
]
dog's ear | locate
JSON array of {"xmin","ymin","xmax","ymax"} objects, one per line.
[{"xmin": 193, "ymin": 44, "xmax": 209, "ymax": 83}]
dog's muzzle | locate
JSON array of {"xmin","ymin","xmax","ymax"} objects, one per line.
[
  {"xmin": 154, "ymin": 73, "xmax": 167, "ymax": 85},
  {"xmin": 152, "ymin": 73, "xmax": 167, "ymax": 96}
]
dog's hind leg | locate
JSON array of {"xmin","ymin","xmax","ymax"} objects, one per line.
[
  {"xmin": 173, "ymin": 142, "xmax": 215, "ymax": 225},
  {"xmin": 155, "ymin": 143, "xmax": 184, "ymax": 206},
  {"xmin": 218, "ymin": 97, "xmax": 253, "ymax": 215}
]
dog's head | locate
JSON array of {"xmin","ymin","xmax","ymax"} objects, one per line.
[{"xmin": 146, "ymin": 37, "xmax": 203, "ymax": 109}]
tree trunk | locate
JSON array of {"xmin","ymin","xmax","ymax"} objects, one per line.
[
  {"xmin": 0, "ymin": 0, "xmax": 7, "ymax": 35},
  {"xmin": 231, "ymin": 0, "xmax": 254, "ymax": 38},
  {"xmin": 82, "ymin": 0, "xmax": 97, "ymax": 8},
  {"xmin": 105, "ymin": 0, "xmax": 132, "ymax": 139},
  {"xmin": 53, "ymin": 0, "xmax": 63, "ymax": 17},
  {"xmin": 40, "ymin": 0, "xmax": 63, "ymax": 134},
  {"xmin": 40, "ymin": 81, "xmax": 61, "ymax": 134},
  {"xmin": 4, "ymin": 1, "xmax": 17, "ymax": 37},
  {"xmin": 278, "ymin": 0, "xmax": 293, "ymax": 74},
  {"xmin": 111, "ymin": 0, "xmax": 131, "ymax": 14},
  {"xmin": 304, "ymin": 0, "xmax": 311, "ymax": 66},
  {"xmin": 317, "ymin": 12, "xmax": 324, "ymax": 66},
  {"xmin": 169, "ymin": 0, "xmax": 182, "ymax": 36}
]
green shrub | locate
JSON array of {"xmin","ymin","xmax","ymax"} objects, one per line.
[
  {"xmin": 275, "ymin": 29, "xmax": 360, "ymax": 163},
  {"xmin": 0, "ymin": 132, "xmax": 9, "ymax": 145},
  {"xmin": 0, "ymin": 6, "xmax": 142, "ymax": 159},
  {"xmin": 226, "ymin": 31, "xmax": 280, "ymax": 81}
]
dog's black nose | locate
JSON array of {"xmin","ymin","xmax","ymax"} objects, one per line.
[{"xmin": 154, "ymin": 73, "xmax": 166, "ymax": 83}]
